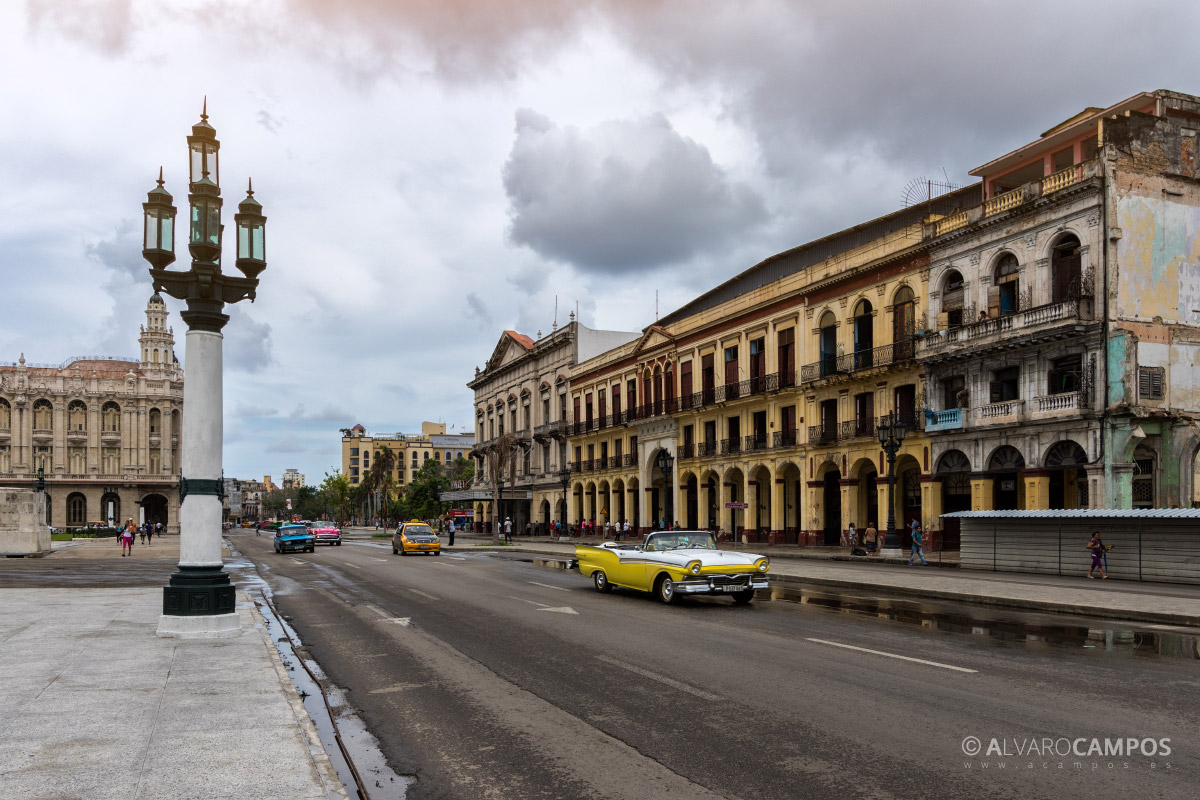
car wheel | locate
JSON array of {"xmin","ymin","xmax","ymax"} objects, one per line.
[
  {"xmin": 434, "ymin": 551, "xmax": 441, "ymax": 556},
  {"xmin": 732, "ymin": 590, "xmax": 755, "ymax": 605},
  {"xmin": 308, "ymin": 546, "xmax": 315, "ymax": 553},
  {"xmin": 336, "ymin": 541, "xmax": 342, "ymax": 546},
  {"xmin": 392, "ymin": 545, "xmax": 398, "ymax": 554},
  {"xmin": 593, "ymin": 570, "xmax": 612, "ymax": 593},
  {"xmin": 656, "ymin": 575, "xmax": 677, "ymax": 604}
]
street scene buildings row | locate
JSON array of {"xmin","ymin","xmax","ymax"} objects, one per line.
[
  {"xmin": 463, "ymin": 89, "xmax": 1200, "ymax": 544},
  {"xmin": 340, "ymin": 421, "xmax": 474, "ymax": 488},
  {"xmin": 0, "ymin": 295, "xmax": 182, "ymax": 530}
]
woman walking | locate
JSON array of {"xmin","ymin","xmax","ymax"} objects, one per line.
[
  {"xmin": 1087, "ymin": 531, "xmax": 1109, "ymax": 579},
  {"xmin": 120, "ymin": 519, "xmax": 134, "ymax": 557}
]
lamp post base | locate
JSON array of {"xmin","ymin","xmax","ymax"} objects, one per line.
[
  {"xmin": 157, "ymin": 566, "xmax": 239, "ymax": 638},
  {"xmin": 157, "ymin": 612, "xmax": 241, "ymax": 638}
]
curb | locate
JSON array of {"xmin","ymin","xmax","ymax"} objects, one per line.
[{"xmin": 245, "ymin": 593, "xmax": 349, "ymax": 799}]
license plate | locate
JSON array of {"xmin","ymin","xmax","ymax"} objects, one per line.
[{"xmin": 720, "ymin": 585, "xmax": 742, "ymax": 593}]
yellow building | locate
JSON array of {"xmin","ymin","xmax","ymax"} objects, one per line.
[
  {"xmin": 566, "ymin": 191, "xmax": 981, "ymax": 545},
  {"xmin": 340, "ymin": 421, "xmax": 473, "ymax": 488}
]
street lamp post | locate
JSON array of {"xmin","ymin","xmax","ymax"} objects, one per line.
[
  {"xmin": 876, "ymin": 411, "xmax": 908, "ymax": 557},
  {"xmin": 655, "ymin": 448, "xmax": 675, "ymax": 529},
  {"xmin": 142, "ymin": 101, "xmax": 267, "ymax": 638},
  {"xmin": 558, "ymin": 466, "xmax": 571, "ymax": 541}
]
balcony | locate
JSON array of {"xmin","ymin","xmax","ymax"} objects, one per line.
[
  {"xmin": 799, "ymin": 341, "xmax": 916, "ymax": 384},
  {"xmin": 32, "ymin": 428, "xmax": 53, "ymax": 443},
  {"xmin": 1033, "ymin": 391, "xmax": 1083, "ymax": 419},
  {"xmin": 773, "ymin": 429, "xmax": 798, "ymax": 449},
  {"xmin": 699, "ymin": 440, "xmax": 718, "ymax": 457},
  {"xmin": 581, "ymin": 458, "xmax": 594, "ymax": 472},
  {"xmin": 917, "ymin": 300, "xmax": 1089, "ymax": 361},
  {"xmin": 534, "ymin": 421, "xmax": 566, "ymax": 440},
  {"xmin": 623, "ymin": 453, "xmax": 636, "ymax": 467},
  {"xmin": 838, "ymin": 418, "xmax": 876, "ymax": 439},
  {"xmin": 975, "ymin": 399, "xmax": 1024, "ymax": 426},
  {"xmin": 807, "ymin": 423, "xmax": 838, "ymax": 446},
  {"xmin": 608, "ymin": 456, "xmax": 620, "ymax": 469},
  {"xmin": 720, "ymin": 437, "xmax": 742, "ymax": 455},
  {"xmin": 679, "ymin": 442, "xmax": 695, "ymax": 459},
  {"xmin": 924, "ymin": 408, "xmax": 964, "ymax": 432},
  {"xmin": 66, "ymin": 428, "xmax": 88, "ymax": 443},
  {"xmin": 743, "ymin": 434, "xmax": 769, "ymax": 453}
]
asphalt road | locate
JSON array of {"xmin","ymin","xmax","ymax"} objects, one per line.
[{"xmin": 219, "ymin": 532, "xmax": 1197, "ymax": 800}]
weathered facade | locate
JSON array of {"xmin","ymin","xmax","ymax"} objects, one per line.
[
  {"xmin": 0, "ymin": 295, "xmax": 183, "ymax": 531},
  {"xmin": 341, "ymin": 422, "xmax": 473, "ymax": 489},
  {"xmin": 561, "ymin": 89, "xmax": 1200, "ymax": 545}
]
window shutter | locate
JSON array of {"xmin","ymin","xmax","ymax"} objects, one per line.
[
  {"xmin": 936, "ymin": 312, "xmax": 949, "ymax": 330},
  {"xmin": 987, "ymin": 286, "xmax": 1001, "ymax": 317},
  {"xmin": 989, "ymin": 380, "xmax": 1002, "ymax": 403},
  {"xmin": 1151, "ymin": 369, "xmax": 1164, "ymax": 399},
  {"xmin": 1139, "ymin": 368, "xmax": 1150, "ymax": 400}
]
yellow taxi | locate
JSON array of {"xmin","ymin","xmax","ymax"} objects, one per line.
[{"xmin": 392, "ymin": 520, "xmax": 442, "ymax": 556}]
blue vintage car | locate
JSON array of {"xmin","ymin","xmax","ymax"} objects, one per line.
[{"xmin": 274, "ymin": 523, "xmax": 314, "ymax": 554}]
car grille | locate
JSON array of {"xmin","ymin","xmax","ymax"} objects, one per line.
[{"xmin": 708, "ymin": 575, "xmax": 753, "ymax": 587}]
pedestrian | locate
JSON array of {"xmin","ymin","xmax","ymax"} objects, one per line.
[
  {"xmin": 673, "ymin": 521, "xmax": 680, "ymax": 531},
  {"xmin": 864, "ymin": 522, "xmax": 878, "ymax": 555},
  {"xmin": 847, "ymin": 522, "xmax": 857, "ymax": 548},
  {"xmin": 1087, "ymin": 531, "xmax": 1109, "ymax": 579},
  {"xmin": 156, "ymin": 521, "xmax": 163, "ymax": 538},
  {"xmin": 146, "ymin": 522, "xmax": 153, "ymax": 546},
  {"xmin": 504, "ymin": 516, "xmax": 512, "ymax": 544},
  {"xmin": 447, "ymin": 518, "xmax": 456, "ymax": 547},
  {"xmin": 120, "ymin": 519, "xmax": 134, "ymax": 556},
  {"xmin": 139, "ymin": 523, "xmax": 146, "ymax": 545},
  {"xmin": 604, "ymin": 519, "xmax": 610, "ymax": 539},
  {"xmin": 624, "ymin": 519, "xmax": 631, "ymax": 539},
  {"xmin": 908, "ymin": 520, "xmax": 927, "ymax": 566}
]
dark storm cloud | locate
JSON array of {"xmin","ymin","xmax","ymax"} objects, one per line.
[{"xmin": 502, "ymin": 109, "xmax": 765, "ymax": 275}]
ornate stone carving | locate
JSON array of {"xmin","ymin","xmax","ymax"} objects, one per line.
[
  {"xmin": 1087, "ymin": 212, "xmax": 1100, "ymax": 227},
  {"xmin": 1024, "ymin": 232, "xmax": 1038, "ymax": 249},
  {"xmin": 969, "ymin": 252, "xmax": 980, "ymax": 266}
]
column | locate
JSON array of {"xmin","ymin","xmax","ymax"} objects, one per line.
[
  {"xmin": 771, "ymin": 475, "xmax": 786, "ymax": 539},
  {"xmin": 720, "ymin": 481, "xmax": 734, "ymax": 538},
  {"xmin": 158, "ymin": 325, "xmax": 237, "ymax": 638},
  {"xmin": 921, "ymin": 476, "xmax": 943, "ymax": 549},
  {"xmin": 699, "ymin": 480, "xmax": 711, "ymax": 530},
  {"xmin": 53, "ymin": 402, "xmax": 65, "ymax": 473},
  {"xmin": 1022, "ymin": 469, "xmax": 1050, "ymax": 510},
  {"xmin": 840, "ymin": 478, "xmax": 859, "ymax": 536},
  {"xmin": 643, "ymin": 486, "xmax": 653, "ymax": 533},
  {"xmin": 805, "ymin": 480, "xmax": 824, "ymax": 547},
  {"xmin": 875, "ymin": 476, "xmax": 890, "ymax": 536},
  {"xmin": 970, "ymin": 475, "xmax": 994, "ymax": 511}
]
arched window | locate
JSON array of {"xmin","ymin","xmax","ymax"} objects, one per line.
[
  {"xmin": 0, "ymin": 398, "xmax": 11, "ymax": 430},
  {"xmin": 892, "ymin": 286, "xmax": 916, "ymax": 358},
  {"xmin": 102, "ymin": 402, "xmax": 121, "ymax": 433},
  {"xmin": 1051, "ymin": 235, "xmax": 1082, "ymax": 303},
  {"xmin": 67, "ymin": 493, "xmax": 87, "ymax": 526},
  {"xmin": 818, "ymin": 310, "xmax": 838, "ymax": 377},
  {"xmin": 149, "ymin": 408, "xmax": 161, "ymax": 434},
  {"xmin": 68, "ymin": 400, "xmax": 87, "ymax": 432},
  {"xmin": 852, "ymin": 299, "xmax": 874, "ymax": 368},
  {"xmin": 33, "ymin": 400, "xmax": 53, "ymax": 431},
  {"xmin": 940, "ymin": 270, "xmax": 965, "ymax": 328},
  {"xmin": 991, "ymin": 253, "xmax": 1020, "ymax": 316},
  {"xmin": 1132, "ymin": 445, "xmax": 1156, "ymax": 509}
]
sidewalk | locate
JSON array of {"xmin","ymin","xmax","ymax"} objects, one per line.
[
  {"xmin": 451, "ymin": 538, "xmax": 1200, "ymax": 628},
  {"xmin": 0, "ymin": 587, "xmax": 346, "ymax": 800}
]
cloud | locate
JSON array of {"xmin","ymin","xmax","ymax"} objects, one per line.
[
  {"xmin": 465, "ymin": 292, "xmax": 490, "ymax": 323},
  {"xmin": 224, "ymin": 305, "xmax": 274, "ymax": 372},
  {"xmin": 264, "ymin": 435, "xmax": 308, "ymax": 454},
  {"xmin": 288, "ymin": 404, "xmax": 353, "ymax": 423},
  {"xmin": 85, "ymin": 220, "xmax": 155, "ymax": 355},
  {"xmin": 256, "ymin": 109, "xmax": 282, "ymax": 134},
  {"xmin": 235, "ymin": 403, "xmax": 279, "ymax": 419},
  {"xmin": 502, "ymin": 109, "xmax": 765, "ymax": 275},
  {"xmin": 25, "ymin": 0, "xmax": 135, "ymax": 56}
]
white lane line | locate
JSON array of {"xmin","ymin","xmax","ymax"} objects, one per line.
[
  {"xmin": 343, "ymin": 562, "xmax": 360, "ymax": 569},
  {"xmin": 507, "ymin": 595, "xmax": 548, "ymax": 608},
  {"xmin": 289, "ymin": 558, "xmax": 305, "ymax": 565},
  {"xmin": 371, "ymin": 558, "xmax": 389, "ymax": 563},
  {"xmin": 596, "ymin": 655, "xmax": 721, "ymax": 701},
  {"xmin": 804, "ymin": 638, "xmax": 978, "ymax": 673},
  {"xmin": 410, "ymin": 589, "xmax": 440, "ymax": 601},
  {"xmin": 528, "ymin": 581, "xmax": 569, "ymax": 592},
  {"xmin": 363, "ymin": 604, "xmax": 391, "ymax": 618}
]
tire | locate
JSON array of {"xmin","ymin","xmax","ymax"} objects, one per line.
[
  {"xmin": 392, "ymin": 546, "xmax": 398, "ymax": 554},
  {"xmin": 308, "ymin": 546, "xmax": 315, "ymax": 553},
  {"xmin": 593, "ymin": 570, "xmax": 612, "ymax": 593},
  {"xmin": 732, "ymin": 590, "xmax": 754, "ymax": 605},
  {"xmin": 656, "ymin": 575, "xmax": 677, "ymax": 604},
  {"xmin": 336, "ymin": 541, "xmax": 342, "ymax": 546},
  {"xmin": 434, "ymin": 551, "xmax": 442, "ymax": 556}
]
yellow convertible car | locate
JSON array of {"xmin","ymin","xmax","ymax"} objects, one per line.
[{"xmin": 575, "ymin": 531, "xmax": 769, "ymax": 604}]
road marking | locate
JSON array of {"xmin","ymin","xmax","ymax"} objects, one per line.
[
  {"xmin": 538, "ymin": 606, "xmax": 578, "ymax": 615},
  {"xmin": 410, "ymin": 589, "xmax": 440, "ymax": 601},
  {"xmin": 381, "ymin": 617, "xmax": 411, "ymax": 627},
  {"xmin": 804, "ymin": 638, "xmax": 978, "ymax": 673},
  {"xmin": 596, "ymin": 655, "xmax": 721, "ymax": 701},
  {"xmin": 343, "ymin": 562, "xmax": 360, "ymax": 569},
  {"xmin": 364, "ymin": 604, "xmax": 391, "ymax": 618},
  {"xmin": 371, "ymin": 558, "xmax": 389, "ymax": 563},
  {"xmin": 508, "ymin": 595, "xmax": 547, "ymax": 607},
  {"xmin": 528, "ymin": 581, "xmax": 570, "ymax": 592},
  {"xmin": 289, "ymin": 558, "xmax": 305, "ymax": 565}
]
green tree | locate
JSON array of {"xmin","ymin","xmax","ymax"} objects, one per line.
[
  {"xmin": 296, "ymin": 485, "xmax": 323, "ymax": 520},
  {"xmin": 320, "ymin": 469, "xmax": 352, "ymax": 523},
  {"xmin": 448, "ymin": 455, "xmax": 474, "ymax": 484},
  {"xmin": 367, "ymin": 444, "xmax": 397, "ymax": 524},
  {"xmin": 262, "ymin": 489, "xmax": 286, "ymax": 519},
  {"xmin": 486, "ymin": 433, "xmax": 521, "ymax": 544},
  {"xmin": 405, "ymin": 458, "xmax": 449, "ymax": 521}
]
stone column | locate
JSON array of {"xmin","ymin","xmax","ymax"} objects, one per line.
[
  {"xmin": 875, "ymin": 476, "xmax": 890, "ymax": 536},
  {"xmin": 805, "ymin": 480, "xmax": 824, "ymax": 547},
  {"xmin": 771, "ymin": 475, "xmax": 786, "ymax": 539},
  {"xmin": 921, "ymin": 476, "xmax": 943, "ymax": 548},
  {"xmin": 970, "ymin": 475, "xmax": 994, "ymax": 511},
  {"xmin": 840, "ymin": 478, "xmax": 859, "ymax": 535},
  {"xmin": 720, "ymin": 481, "xmax": 734, "ymax": 538},
  {"xmin": 698, "ymin": 479, "xmax": 711, "ymax": 530}
]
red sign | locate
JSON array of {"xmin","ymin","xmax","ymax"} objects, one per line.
[{"xmin": 448, "ymin": 509, "xmax": 474, "ymax": 517}]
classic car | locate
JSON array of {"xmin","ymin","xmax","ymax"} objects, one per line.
[
  {"xmin": 575, "ymin": 530, "xmax": 770, "ymax": 604},
  {"xmin": 392, "ymin": 521, "xmax": 441, "ymax": 556},
  {"xmin": 310, "ymin": 521, "xmax": 342, "ymax": 546},
  {"xmin": 274, "ymin": 523, "xmax": 315, "ymax": 554}
]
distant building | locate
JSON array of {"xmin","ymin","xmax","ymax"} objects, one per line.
[
  {"xmin": 0, "ymin": 295, "xmax": 183, "ymax": 531},
  {"xmin": 341, "ymin": 421, "xmax": 474, "ymax": 488},
  {"xmin": 281, "ymin": 468, "xmax": 305, "ymax": 490}
]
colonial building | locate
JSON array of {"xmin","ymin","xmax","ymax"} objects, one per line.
[
  {"xmin": 563, "ymin": 89, "xmax": 1200, "ymax": 545},
  {"xmin": 0, "ymin": 294, "xmax": 183, "ymax": 530},
  {"xmin": 458, "ymin": 320, "xmax": 639, "ymax": 533},
  {"xmin": 341, "ymin": 421, "xmax": 473, "ymax": 488},
  {"xmin": 281, "ymin": 468, "xmax": 305, "ymax": 490}
]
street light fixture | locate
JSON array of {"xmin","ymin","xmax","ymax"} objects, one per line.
[
  {"xmin": 655, "ymin": 448, "xmax": 674, "ymax": 530},
  {"xmin": 143, "ymin": 101, "xmax": 267, "ymax": 637},
  {"xmin": 558, "ymin": 465, "xmax": 571, "ymax": 540},
  {"xmin": 876, "ymin": 411, "xmax": 908, "ymax": 557}
]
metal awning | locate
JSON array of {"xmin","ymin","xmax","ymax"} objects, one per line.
[{"xmin": 439, "ymin": 489, "xmax": 533, "ymax": 502}]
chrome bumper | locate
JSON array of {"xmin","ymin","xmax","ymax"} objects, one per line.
[{"xmin": 675, "ymin": 575, "xmax": 770, "ymax": 594}]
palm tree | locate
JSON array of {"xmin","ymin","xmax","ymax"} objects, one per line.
[
  {"xmin": 486, "ymin": 433, "xmax": 521, "ymax": 544},
  {"xmin": 368, "ymin": 445, "xmax": 397, "ymax": 526}
]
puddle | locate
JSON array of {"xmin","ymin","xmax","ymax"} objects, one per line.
[
  {"xmin": 764, "ymin": 585, "xmax": 1200, "ymax": 661},
  {"xmin": 226, "ymin": 540, "xmax": 414, "ymax": 798}
]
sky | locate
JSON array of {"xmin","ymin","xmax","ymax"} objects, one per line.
[{"xmin": 2, "ymin": 0, "xmax": 1197, "ymax": 485}]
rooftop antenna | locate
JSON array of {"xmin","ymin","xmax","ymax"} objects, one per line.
[
  {"xmin": 655, "ymin": 290, "xmax": 659, "ymax": 321},
  {"xmin": 901, "ymin": 175, "xmax": 963, "ymax": 208},
  {"xmin": 552, "ymin": 295, "xmax": 558, "ymax": 331}
]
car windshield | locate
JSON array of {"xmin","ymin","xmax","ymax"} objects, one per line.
[
  {"xmin": 644, "ymin": 532, "xmax": 716, "ymax": 551},
  {"xmin": 405, "ymin": 525, "xmax": 434, "ymax": 537},
  {"xmin": 279, "ymin": 526, "xmax": 307, "ymax": 535}
]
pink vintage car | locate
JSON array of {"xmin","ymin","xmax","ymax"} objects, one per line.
[{"xmin": 309, "ymin": 522, "xmax": 342, "ymax": 546}]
